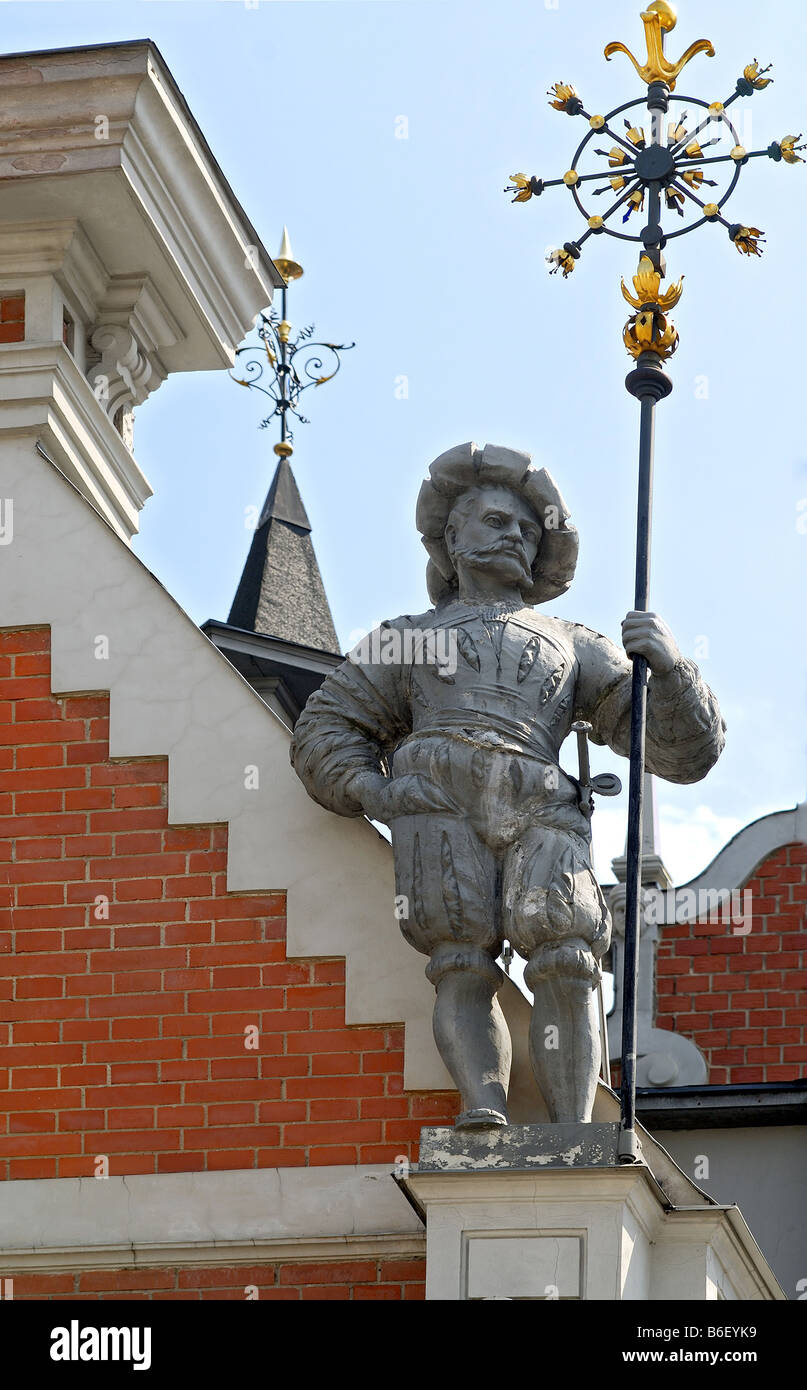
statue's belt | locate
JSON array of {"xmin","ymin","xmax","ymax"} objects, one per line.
[
  {"xmin": 395, "ymin": 713, "xmax": 622, "ymax": 819},
  {"xmin": 398, "ymin": 710, "xmax": 562, "ymax": 769}
]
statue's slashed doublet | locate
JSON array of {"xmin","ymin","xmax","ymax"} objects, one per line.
[{"xmin": 290, "ymin": 600, "xmax": 724, "ymax": 988}]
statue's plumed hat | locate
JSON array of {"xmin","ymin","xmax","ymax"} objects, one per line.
[{"xmin": 415, "ymin": 442, "xmax": 579, "ymax": 606}]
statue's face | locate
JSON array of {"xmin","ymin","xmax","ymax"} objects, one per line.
[{"xmin": 446, "ymin": 485, "xmax": 541, "ymax": 592}]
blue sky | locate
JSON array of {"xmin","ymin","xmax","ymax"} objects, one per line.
[{"xmin": 4, "ymin": 0, "xmax": 805, "ymax": 884}]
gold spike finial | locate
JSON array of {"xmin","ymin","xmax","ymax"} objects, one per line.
[
  {"xmin": 274, "ymin": 226, "xmax": 304, "ymax": 282},
  {"xmin": 604, "ymin": 3, "xmax": 715, "ymax": 92}
]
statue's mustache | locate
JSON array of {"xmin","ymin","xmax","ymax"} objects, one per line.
[{"xmin": 451, "ymin": 538, "xmax": 532, "ymax": 567}]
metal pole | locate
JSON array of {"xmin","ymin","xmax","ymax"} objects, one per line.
[
  {"xmin": 617, "ymin": 81, "xmax": 672, "ymax": 1163},
  {"xmin": 618, "ymin": 390, "xmax": 656, "ymax": 1160},
  {"xmin": 279, "ymin": 285, "xmax": 289, "ymax": 448}
]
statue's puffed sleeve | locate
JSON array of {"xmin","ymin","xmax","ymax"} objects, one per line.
[
  {"xmin": 570, "ymin": 623, "xmax": 725, "ymax": 785},
  {"xmin": 290, "ymin": 620, "xmax": 412, "ymax": 817}
]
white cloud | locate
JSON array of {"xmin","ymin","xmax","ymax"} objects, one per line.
[
  {"xmin": 589, "ymin": 801, "xmax": 746, "ymax": 887},
  {"xmin": 655, "ymin": 804, "xmax": 747, "ymax": 885}
]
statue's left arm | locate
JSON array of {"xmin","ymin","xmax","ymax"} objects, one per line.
[{"xmin": 572, "ymin": 617, "xmax": 725, "ymax": 784}]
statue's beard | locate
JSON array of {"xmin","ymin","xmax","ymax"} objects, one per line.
[{"xmin": 450, "ymin": 539, "xmax": 534, "ymax": 590}]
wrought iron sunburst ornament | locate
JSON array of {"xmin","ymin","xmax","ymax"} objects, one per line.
[
  {"xmin": 507, "ymin": 7, "xmax": 802, "ymax": 317},
  {"xmin": 504, "ymin": 1, "xmax": 802, "ymax": 1164},
  {"xmin": 231, "ymin": 227, "xmax": 354, "ymax": 459}
]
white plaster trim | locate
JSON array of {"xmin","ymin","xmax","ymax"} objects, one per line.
[
  {"xmin": 0, "ymin": 1165, "xmax": 421, "ymax": 1266},
  {"xmin": 661, "ymin": 1207, "xmax": 785, "ymax": 1300},
  {"xmin": 0, "ymin": 221, "xmax": 105, "ymax": 305},
  {"xmin": 0, "ymin": 344, "xmax": 153, "ymax": 537},
  {"xmin": 676, "ymin": 803, "xmax": 807, "ymax": 917},
  {"xmin": 0, "ymin": 1234, "xmax": 425, "ymax": 1274},
  {"xmin": 407, "ymin": 1165, "xmax": 666, "ymax": 1208}
]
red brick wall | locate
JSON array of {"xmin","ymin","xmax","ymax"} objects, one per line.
[
  {"xmin": 0, "ymin": 294, "xmax": 25, "ymax": 344},
  {"xmin": 655, "ymin": 844, "xmax": 807, "ymax": 1083},
  {"xmin": 0, "ymin": 626, "xmax": 458, "ymax": 1181},
  {"xmin": 6, "ymin": 1256, "xmax": 426, "ymax": 1301}
]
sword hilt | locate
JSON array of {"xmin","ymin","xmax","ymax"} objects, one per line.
[{"xmin": 570, "ymin": 719, "xmax": 622, "ymax": 815}]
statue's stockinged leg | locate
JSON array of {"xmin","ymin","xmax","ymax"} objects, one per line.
[
  {"xmin": 524, "ymin": 954, "xmax": 601, "ymax": 1123},
  {"xmin": 391, "ymin": 809, "xmax": 511, "ymax": 1128},
  {"xmin": 427, "ymin": 945, "xmax": 511, "ymax": 1127},
  {"xmin": 504, "ymin": 826, "xmax": 611, "ymax": 1123}
]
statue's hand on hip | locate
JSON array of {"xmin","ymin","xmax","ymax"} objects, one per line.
[
  {"xmin": 621, "ymin": 610, "xmax": 680, "ymax": 675},
  {"xmin": 347, "ymin": 770, "xmax": 456, "ymax": 824}
]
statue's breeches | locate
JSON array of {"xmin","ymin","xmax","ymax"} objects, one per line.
[
  {"xmin": 389, "ymin": 735, "xmax": 611, "ymax": 987},
  {"xmin": 503, "ymin": 828, "xmax": 611, "ymax": 989}
]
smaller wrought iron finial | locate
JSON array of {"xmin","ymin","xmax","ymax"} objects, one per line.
[
  {"xmin": 737, "ymin": 60, "xmax": 773, "ymax": 95},
  {"xmin": 274, "ymin": 225, "xmax": 304, "ymax": 282},
  {"xmin": 604, "ymin": 2, "xmax": 714, "ymax": 92},
  {"xmin": 231, "ymin": 229, "xmax": 354, "ymax": 462},
  {"xmin": 547, "ymin": 82, "xmax": 583, "ymax": 114},
  {"xmin": 776, "ymin": 134, "xmax": 807, "ymax": 164}
]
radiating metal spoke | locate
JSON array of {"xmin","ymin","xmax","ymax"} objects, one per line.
[
  {"xmin": 601, "ymin": 179, "xmax": 644, "ymax": 224},
  {"xmin": 601, "ymin": 122, "xmax": 643, "ymax": 157},
  {"xmin": 578, "ymin": 165, "xmax": 638, "ymax": 186},
  {"xmin": 669, "ymin": 95, "xmax": 739, "ymax": 156},
  {"xmin": 668, "ymin": 178, "xmax": 730, "ymax": 228}
]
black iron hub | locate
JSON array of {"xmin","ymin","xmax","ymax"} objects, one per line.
[{"xmin": 634, "ymin": 143, "xmax": 676, "ymax": 184}]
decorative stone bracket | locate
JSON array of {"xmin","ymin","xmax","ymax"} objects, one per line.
[
  {"xmin": 87, "ymin": 326, "xmax": 156, "ymax": 449},
  {"xmin": 86, "ymin": 277, "xmax": 180, "ymax": 451}
]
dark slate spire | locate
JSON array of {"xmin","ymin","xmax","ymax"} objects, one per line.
[{"xmin": 227, "ymin": 457, "xmax": 339, "ymax": 653}]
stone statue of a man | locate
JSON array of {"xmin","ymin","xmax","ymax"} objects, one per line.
[{"xmin": 290, "ymin": 443, "xmax": 724, "ymax": 1128}]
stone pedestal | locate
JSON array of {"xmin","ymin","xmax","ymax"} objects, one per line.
[{"xmin": 401, "ymin": 1124, "xmax": 783, "ymax": 1301}]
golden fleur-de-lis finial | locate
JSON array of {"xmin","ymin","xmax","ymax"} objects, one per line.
[{"xmin": 604, "ymin": 2, "xmax": 715, "ymax": 93}]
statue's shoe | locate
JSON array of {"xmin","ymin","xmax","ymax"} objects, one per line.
[{"xmin": 454, "ymin": 1108, "xmax": 508, "ymax": 1129}]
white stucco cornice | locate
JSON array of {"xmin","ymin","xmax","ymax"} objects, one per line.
[
  {"xmin": 0, "ymin": 40, "xmax": 282, "ymax": 370},
  {"xmin": 0, "ymin": 42, "xmax": 284, "ymax": 537}
]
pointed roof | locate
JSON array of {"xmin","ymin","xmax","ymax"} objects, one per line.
[
  {"xmin": 257, "ymin": 456, "xmax": 312, "ymax": 530},
  {"xmin": 227, "ymin": 458, "xmax": 340, "ymax": 653}
]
